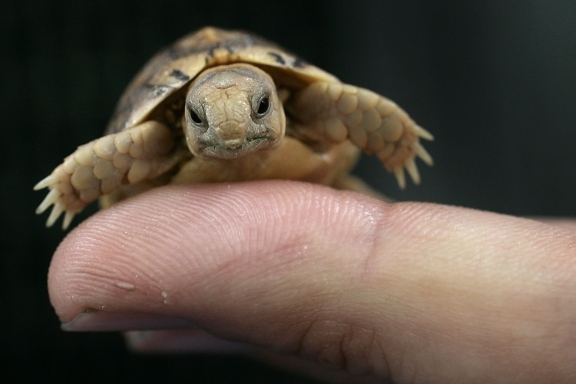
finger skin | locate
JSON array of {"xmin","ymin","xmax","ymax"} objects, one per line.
[
  {"xmin": 124, "ymin": 329, "xmax": 383, "ymax": 384},
  {"xmin": 48, "ymin": 181, "xmax": 576, "ymax": 383}
]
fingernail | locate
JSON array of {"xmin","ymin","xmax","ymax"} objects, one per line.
[
  {"xmin": 61, "ymin": 310, "xmax": 195, "ymax": 332},
  {"xmin": 126, "ymin": 329, "xmax": 251, "ymax": 354}
]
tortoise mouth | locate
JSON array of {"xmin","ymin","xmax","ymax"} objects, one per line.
[{"xmin": 198, "ymin": 137, "xmax": 274, "ymax": 159}]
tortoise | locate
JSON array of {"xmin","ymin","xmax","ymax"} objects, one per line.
[{"xmin": 35, "ymin": 27, "xmax": 433, "ymax": 229}]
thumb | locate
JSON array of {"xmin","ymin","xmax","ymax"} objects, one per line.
[{"xmin": 48, "ymin": 181, "xmax": 576, "ymax": 383}]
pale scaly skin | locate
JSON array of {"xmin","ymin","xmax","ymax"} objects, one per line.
[
  {"xmin": 34, "ymin": 121, "xmax": 183, "ymax": 229},
  {"xmin": 35, "ymin": 67, "xmax": 432, "ymax": 229},
  {"xmin": 288, "ymin": 82, "xmax": 433, "ymax": 188}
]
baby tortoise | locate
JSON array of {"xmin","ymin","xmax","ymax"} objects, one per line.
[{"xmin": 35, "ymin": 27, "xmax": 433, "ymax": 229}]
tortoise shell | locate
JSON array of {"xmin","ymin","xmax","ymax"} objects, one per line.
[{"xmin": 108, "ymin": 27, "xmax": 337, "ymax": 134}]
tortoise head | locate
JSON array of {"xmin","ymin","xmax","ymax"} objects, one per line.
[{"xmin": 184, "ymin": 63, "xmax": 285, "ymax": 159}]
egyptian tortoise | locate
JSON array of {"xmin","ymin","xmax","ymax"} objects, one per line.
[{"xmin": 35, "ymin": 27, "xmax": 433, "ymax": 229}]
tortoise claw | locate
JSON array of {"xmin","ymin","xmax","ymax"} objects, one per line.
[
  {"xmin": 405, "ymin": 158, "xmax": 421, "ymax": 185},
  {"xmin": 46, "ymin": 202, "xmax": 64, "ymax": 228},
  {"xmin": 414, "ymin": 142, "xmax": 433, "ymax": 166},
  {"xmin": 393, "ymin": 167, "xmax": 406, "ymax": 190},
  {"xmin": 36, "ymin": 188, "xmax": 59, "ymax": 214},
  {"xmin": 35, "ymin": 175, "xmax": 77, "ymax": 229},
  {"xmin": 36, "ymin": 191, "xmax": 75, "ymax": 229},
  {"xmin": 33, "ymin": 174, "xmax": 59, "ymax": 191},
  {"xmin": 63, "ymin": 211, "xmax": 75, "ymax": 230},
  {"xmin": 414, "ymin": 125, "xmax": 434, "ymax": 141}
]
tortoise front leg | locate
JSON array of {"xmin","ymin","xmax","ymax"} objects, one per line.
[
  {"xmin": 288, "ymin": 82, "xmax": 434, "ymax": 188},
  {"xmin": 34, "ymin": 121, "xmax": 183, "ymax": 229}
]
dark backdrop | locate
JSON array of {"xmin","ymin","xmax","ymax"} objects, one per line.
[{"xmin": 3, "ymin": 1, "xmax": 576, "ymax": 382}]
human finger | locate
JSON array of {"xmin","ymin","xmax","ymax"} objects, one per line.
[{"xmin": 48, "ymin": 182, "xmax": 576, "ymax": 383}]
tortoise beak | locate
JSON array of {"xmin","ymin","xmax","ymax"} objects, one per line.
[{"xmin": 198, "ymin": 136, "xmax": 274, "ymax": 159}]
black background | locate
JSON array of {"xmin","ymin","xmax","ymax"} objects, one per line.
[{"xmin": 3, "ymin": 1, "xmax": 576, "ymax": 382}]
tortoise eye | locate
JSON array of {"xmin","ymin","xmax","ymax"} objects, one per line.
[
  {"xmin": 256, "ymin": 96, "xmax": 270, "ymax": 116},
  {"xmin": 188, "ymin": 108, "xmax": 203, "ymax": 125}
]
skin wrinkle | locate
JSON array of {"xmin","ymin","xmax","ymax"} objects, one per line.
[
  {"xmin": 301, "ymin": 319, "xmax": 341, "ymax": 369},
  {"xmin": 329, "ymin": 318, "xmax": 388, "ymax": 378},
  {"xmin": 340, "ymin": 324, "xmax": 352, "ymax": 374},
  {"xmin": 374, "ymin": 337, "xmax": 393, "ymax": 381},
  {"xmin": 295, "ymin": 314, "xmax": 318, "ymax": 358},
  {"xmin": 290, "ymin": 313, "xmax": 382, "ymax": 378},
  {"xmin": 357, "ymin": 327, "xmax": 378, "ymax": 376},
  {"xmin": 306, "ymin": 192, "xmax": 387, "ymax": 288},
  {"xmin": 360, "ymin": 201, "xmax": 389, "ymax": 282}
]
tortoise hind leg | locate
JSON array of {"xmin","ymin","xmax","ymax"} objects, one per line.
[
  {"xmin": 287, "ymin": 82, "xmax": 433, "ymax": 189},
  {"xmin": 34, "ymin": 121, "xmax": 183, "ymax": 229}
]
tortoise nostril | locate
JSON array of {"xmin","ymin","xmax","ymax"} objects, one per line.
[{"xmin": 218, "ymin": 121, "xmax": 244, "ymax": 141}]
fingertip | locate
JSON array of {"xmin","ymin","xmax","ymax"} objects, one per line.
[{"xmin": 47, "ymin": 181, "xmax": 388, "ymax": 323}]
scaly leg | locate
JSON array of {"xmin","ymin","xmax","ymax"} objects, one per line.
[
  {"xmin": 34, "ymin": 121, "xmax": 184, "ymax": 229},
  {"xmin": 288, "ymin": 82, "xmax": 434, "ymax": 189}
]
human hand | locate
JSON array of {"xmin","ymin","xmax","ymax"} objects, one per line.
[{"xmin": 48, "ymin": 181, "xmax": 576, "ymax": 383}]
